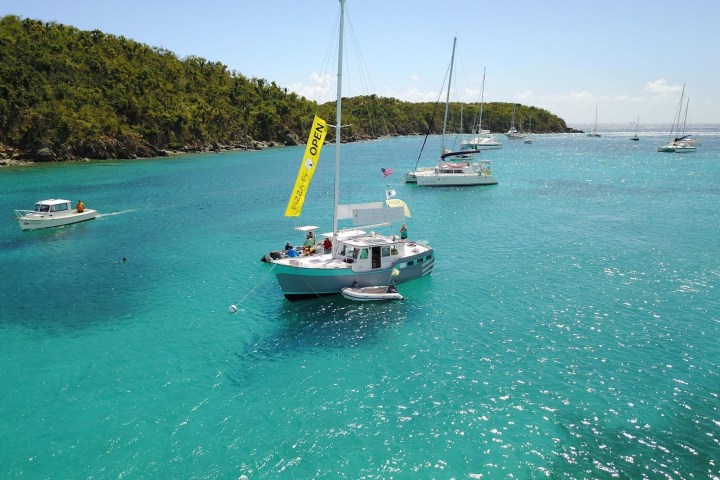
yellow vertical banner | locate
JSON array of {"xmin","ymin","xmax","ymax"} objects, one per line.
[{"xmin": 284, "ymin": 116, "xmax": 328, "ymax": 217}]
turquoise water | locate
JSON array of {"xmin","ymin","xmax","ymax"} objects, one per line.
[{"xmin": 1, "ymin": 127, "xmax": 719, "ymax": 478}]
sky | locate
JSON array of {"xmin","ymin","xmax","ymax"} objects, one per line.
[{"xmin": 2, "ymin": 0, "xmax": 719, "ymax": 126}]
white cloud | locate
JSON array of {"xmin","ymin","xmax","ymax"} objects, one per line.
[
  {"xmin": 645, "ymin": 79, "xmax": 682, "ymax": 94},
  {"xmin": 516, "ymin": 90, "xmax": 535, "ymax": 101},
  {"xmin": 287, "ymin": 72, "xmax": 334, "ymax": 102},
  {"xmin": 410, "ymin": 74, "xmax": 420, "ymax": 82}
]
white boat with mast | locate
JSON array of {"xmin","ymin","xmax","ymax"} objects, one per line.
[
  {"xmin": 266, "ymin": 0, "xmax": 434, "ymax": 300},
  {"xmin": 505, "ymin": 103, "xmax": 525, "ymax": 139},
  {"xmin": 658, "ymin": 84, "xmax": 696, "ymax": 153},
  {"xmin": 461, "ymin": 67, "xmax": 502, "ymax": 151},
  {"xmin": 587, "ymin": 105, "xmax": 601, "ymax": 137},
  {"xmin": 404, "ymin": 37, "xmax": 497, "ymax": 187},
  {"xmin": 630, "ymin": 115, "xmax": 640, "ymax": 141},
  {"xmin": 524, "ymin": 112, "xmax": 533, "ymax": 144}
]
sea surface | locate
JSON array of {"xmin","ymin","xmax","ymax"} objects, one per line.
[{"xmin": 1, "ymin": 125, "xmax": 719, "ymax": 479}]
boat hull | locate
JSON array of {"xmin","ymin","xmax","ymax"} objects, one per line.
[
  {"xmin": 273, "ymin": 250, "xmax": 433, "ymax": 300},
  {"xmin": 415, "ymin": 173, "xmax": 497, "ymax": 186},
  {"xmin": 16, "ymin": 209, "xmax": 98, "ymax": 231}
]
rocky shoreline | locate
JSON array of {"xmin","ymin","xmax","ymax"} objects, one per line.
[{"xmin": 0, "ymin": 133, "xmax": 302, "ymax": 168}]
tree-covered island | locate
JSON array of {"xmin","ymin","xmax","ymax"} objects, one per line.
[{"xmin": 0, "ymin": 16, "xmax": 576, "ymax": 164}]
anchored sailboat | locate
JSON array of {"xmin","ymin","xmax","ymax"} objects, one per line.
[
  {"xmin": 404, "ymin": 37, "xmax": 497, "ymax": 187},
  {"xmin": 266, "ymin": 0, "xmax": 434, "ymax": 299},
  {"xmin": 461, "ymin": 67, "xmax": 502, "ymax": 151},
  {"xmin": 658, "ymin": 84, "xmax": 696, "ymax": 153},
  {"xmin": 587, "ymin": 105, "xmax": 601, "ymax": 137}
]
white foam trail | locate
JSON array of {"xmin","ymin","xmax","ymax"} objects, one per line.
[{"xmin": 96, "ymin": 208, "xmax": 138, "ymax": 218}]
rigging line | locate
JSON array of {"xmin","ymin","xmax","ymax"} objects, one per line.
[
  {"xmin": 234, "ymin": 262, "xmax": 277, "ymax": 306},
  {"xmin": 412, "ymin": 63, "xmax": 451, "ymax": 171}
]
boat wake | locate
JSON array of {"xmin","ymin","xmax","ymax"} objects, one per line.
[{"xmin": 97, "ymin": 209, "xmax": 138, "ymax": 218}]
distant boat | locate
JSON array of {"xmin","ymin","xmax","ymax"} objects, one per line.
[
  {"xmin": 658, "ymin": 84, "xmax": 697, "ymax": 153},
  {"xmin": 630, "ymin": 115, "xmax": 639, "ymax": 141},
  {"xmin": 524, "ymin": 113, "xmax": 533, "ymax": 144},
  {"xmin": 587, "ymin": 105, "xmax": 601, "ymax": 137},
  {"xmin": 505, "ymin": 103, "xmax": 525, "ymax": 139},
  {"xmin": 461, "ymin": 67, "xmax": 502, "ymax": 151}
]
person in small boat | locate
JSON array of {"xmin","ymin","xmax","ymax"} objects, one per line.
[
  {"xmin": 287, "ymin": 247, "xmax": 299, "ymax": 258},
  {"xmin": 76, "ymin": 200, "xmax": 85, "ymax": 213},
  {"xmin": 284, "ymin": 241, "xmax": 292, "ymax": 251},
  {"xmin": 323, "ymin": 237, "xmax": 332, "ymax": 253},
  {"xmin": 400, "ymin": 223, "xmax": 407, "ymax": 243}
]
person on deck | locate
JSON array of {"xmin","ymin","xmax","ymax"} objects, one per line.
[
  {"xmin": 76, "ymin": 200, "xmax": 85, "ymax": 213},
  {"xmin": 303, "ymin": 235, "xmax": 315, "ymax": 255},
  {"xmin": 287, "ymin": 247, "xmax": 299, "ymax": 258},
  {"xmin": 323, "ymin": 237, "xmax": 332, "ymax": 253},
  {"xmin": 400, "ymin": 223, "xmax": 408, "ymax": 243},
  {"xmin": 284, "ymin": 241, "xmax": 293, "ymax": 251}
]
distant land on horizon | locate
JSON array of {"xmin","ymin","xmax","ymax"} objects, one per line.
[{"xmin": 0, "ymin": 16, "xmax": 574, "ymax": 164}]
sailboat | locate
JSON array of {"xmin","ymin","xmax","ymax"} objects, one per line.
[
  {"xmin": 630, "ymin": 115, "xmax": 639, "ymax": 141},
  {"xmin": 587, "ymin": 105, "xmax": 601, "ymax": 137},
  {"xmin": 461, "ymin": 67, "xmax": 502, "ymax": 151},
  {"xmin": 267, "ymin": 0, "xmax": 435, "ymax": 299},
  {"xmin": 658, "ymin": 84, "xmax": 696, "ymax": 153},
  {"xmin": 505, "ymin": 104, "xmax": 525, "ymax": 139},
  {"xmin": 524, "ymin": 113, "xmax": 533, "ymax": 144},
  {"xmin": 405, "ymin": 37, "xmax": 497, "ymax": 187}
]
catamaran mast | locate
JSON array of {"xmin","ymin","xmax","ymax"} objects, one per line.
[
  {"xmin": 478, "ymin": 67, "xmax": 486, "ymax": 133},
  {"xmin": 440, "ymin": 36, "xmax": 457, "ymax": 159},
  {"xmin": 332, "ymin": 0, "xmax": 344, "ymax": 239}
]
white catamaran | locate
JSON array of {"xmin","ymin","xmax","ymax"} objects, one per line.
[
  {"xmin": 266, "ymin": 0, "xmax": 434, "ymax": 299},
  {"xmin": 405, "ymin": 37, "xmax": 497, "ymax": 187}
]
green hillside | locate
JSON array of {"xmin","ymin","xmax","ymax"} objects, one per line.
[{"xmin": 0, "ymin": 15, "xmax": 572, "ymax": 162}]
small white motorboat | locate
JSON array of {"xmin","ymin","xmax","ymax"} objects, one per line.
[
  {"xmin": 341, "ymin": 285, "xmax": 404, "ymax": 302},
  {"xmin": 14, "ymin": 198, "xmax": 97, "ymax": 231}
]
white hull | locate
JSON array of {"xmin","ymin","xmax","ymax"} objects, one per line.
[
  {"xmin": 415, "ymin": 172, "xmax": 497, "ymax": 186},
  {"xmin": 16, "ymin": 209, "xmax": 97, "ymax": 231},
  {"xmin": 341, "ymin": 286, "xmax": 403, "ymax": 301},
  {"xmin": 461, "ymin": 135, "xmax": 502, "ymax": 150},
  {"xmin": 657, "ymin": 142, "xmax": 696, "ymax": 153}
]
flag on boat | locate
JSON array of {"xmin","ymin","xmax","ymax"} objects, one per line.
[
  {"xmin": 285, "ymin": 116, "xmax": 328, "ymax": 217},
  {"xmin": 385, "ymin": 189, "xmax": 397, "ymax": 200},
  {"xmin": 381, "ymin": 167, "xmax": 393, "ymax": 177},
  {"xmin": 385, "ymin": 198, "xmax": 411, "ymax": 218}
]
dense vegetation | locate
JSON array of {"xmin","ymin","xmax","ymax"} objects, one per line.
[{"xmin": 0, "ymin": 15, "xmax": 572, "ymax": 162}]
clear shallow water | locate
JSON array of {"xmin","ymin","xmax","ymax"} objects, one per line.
[{"xmin": 1, "ymin": 127, "xmax": 719, "ymax": 478}]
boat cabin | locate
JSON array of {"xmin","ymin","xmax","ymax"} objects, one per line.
[
  {"xmin": 34, "ymin": 199, "xmax": 72, "ymax": 213},
  {"xmin": 333, "ymin": 232, "xmax": 404, "ymax": 272}
]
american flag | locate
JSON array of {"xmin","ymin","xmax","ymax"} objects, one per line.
[{"xmin": 381, "ymin": 167, "xmax": 393, "ymax": 177}]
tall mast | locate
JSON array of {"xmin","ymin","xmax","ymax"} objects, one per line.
[
  {"xmin": 440, "ymin": 36, "xmax": 457, "ymax": 158},
  {"xmin": 478, "ymin": 67, "xmax": 486, "ymax": 132},
  {"xmin": 332, "ymin": 0, "xmax": 345, "ymax": 238}
]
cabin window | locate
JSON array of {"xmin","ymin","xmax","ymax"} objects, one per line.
[
  {"xmin": 339, "ymin": 245, "xmax": 347, "ymax": 256},
  {"xmin": 417, "ymin": 257, "xmax": 424, "ymax": 263},
  {"xmin": 360, "ymin": 249, "xmax": 368, "ymax": 260},
  {"xmin": 49, "ymin": 205, "xmax": 57, "ymax": 212},
  {"xmin": 381, "ymin": 246, "xmax": 391, "ymax": 257},
  {"xmin": 425, "ymin": 254, "xmax": 433, "ymax": 261},
  {"xmin": 57, "ymin": 203, "xmax": 68, "ymax": 211},
  {"xmin": 407, "ymin": 261, "xmax": 415, "ymax": 266}
]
